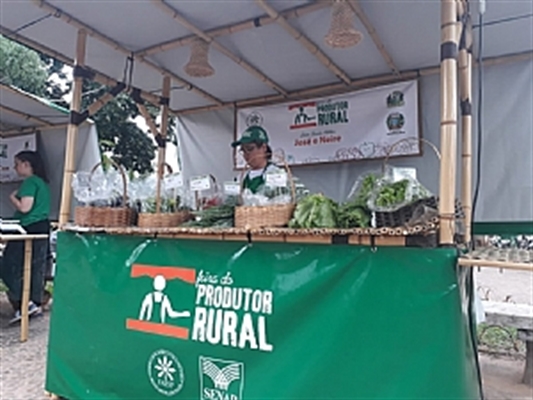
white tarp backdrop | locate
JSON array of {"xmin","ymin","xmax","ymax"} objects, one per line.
[
  {"xmin": 177, "ymin": 59, "xmax": 533, "ymax": 223},
  {"xmin": 235, "ymin": 80, "xmax": 420, "ymax": 167},
  {"xmin": 0, "ymin": 133, "xmax": 37, "ymax": 182}
]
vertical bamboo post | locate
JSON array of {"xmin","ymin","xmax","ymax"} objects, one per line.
[
  {"xmin": 59, "ymin": 30, "xmax": 87, "ymax": 225},
  {"xmin": 20, "ymin": 239, "xmax": 33, "ymax": 342},
  {"xmin": 155, "ymin": 76, "xmax": 171, "ymax": 213},
  {"xmin": 438, "ymin": 0, "xmax": 459, "ymax": 245},
  {"xmin": 459, "ymin": 10, "xmax": 473, "ymax": 243}
]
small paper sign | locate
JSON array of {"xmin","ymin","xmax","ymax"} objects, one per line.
[
  {"xmin": 266, "ymin": 172, "xmax": 288, "ymax": 188},
  {"xmin": 164, "ymin": 173, "xmax": 183, "ymax": 189},
  {"xmin": 190, "ymin": 175, "xmax": 211, "ymax": 192},
  {"xmin": 224, "ymin": 182, "xmax": 241, "ymax": 195},
  {"xmin": 392, "ymin": 167, "xmax": 417, "ymax": 182}
]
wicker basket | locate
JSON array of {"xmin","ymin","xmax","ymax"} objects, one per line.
[
  {"xmin": 235, "ymin": 161, "xmax": 296, "ymax": 229},
  {"xmin": 137, "ymin": 164, "xmax": 193, "ymax": 228},
  {"xmin": 74, "ymin": 161, "xmax": 134, "ymax": 227},
  {"xmin": 137, "ymin": 211, "xmax": 192, "ymax": 228}
]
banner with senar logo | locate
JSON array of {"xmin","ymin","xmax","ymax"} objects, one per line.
[
  {"xmin": 45, "ymin": 233, "xmax": 480, "ymax": 400},
  {"xmin": 235, "ymin": 80, "xmax": 420, "ymax": 168}
]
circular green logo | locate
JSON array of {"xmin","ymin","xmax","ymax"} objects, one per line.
[{"xmin": 147, "ymin": 349, "xmax": 184, "ymax": 397}]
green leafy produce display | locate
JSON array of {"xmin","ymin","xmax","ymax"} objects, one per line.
[
  {"xmin": 353, "ymin": 174, "xmax": 378, "ymax": 208},
  {"xmin": 288, "ymin": 194, "xmax": 338, "ymax": 229},
  {"xmin": 337, "ymin": 203, "xmax": 371, "ymax": 228},
  {"xmin": 180, "ymin": 197, "xmax": 238, "ymax": 228},
  {"xmin": 142, "ymin": 195, "xmax": 192, "ymax": 213},
  {"xmin": 374, "ymin": 179, "xmax": 409, "ymax": 209}
]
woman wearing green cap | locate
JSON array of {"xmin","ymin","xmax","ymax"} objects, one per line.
[{"xmin": 232, "ymin": 126, "xmax": 281, "ymax": 194}]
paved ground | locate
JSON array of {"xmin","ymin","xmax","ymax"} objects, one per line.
[
  {"xmin": 0, "ymin": 297, "xmax": 50, "ymax": 400},
  {"xmin": 475, "ymin": 268, "xmax": 533, "ymax": 305},
  {"xmin": 0, "ymin": 267, "xmax": 532, "ymax": 400}
]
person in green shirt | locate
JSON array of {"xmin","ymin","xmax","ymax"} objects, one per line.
[
  {"xmin": 1, "ymin": 151, "xmax": 50, "ymax": 323},
  {"xmin": 231, "ymin": 126, "xmax": 281, "ymax": 194}
]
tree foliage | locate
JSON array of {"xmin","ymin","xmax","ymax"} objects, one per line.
[
  {"xmin": 0, "ymin": 35, "xmax": 48, "ymax": 95},
  {"xmin": 0, "ymin": 35, "xmax": 174, "ymax": 175},
  {"xmin": 81, "ymin": 81, "xmax": 156, "ymax": 173}
]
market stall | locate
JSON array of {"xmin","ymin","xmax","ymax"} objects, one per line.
[
  {"xmin": 2, "ymin": 0, "xmax": 532, "ymax": 398},
  {"xmin": 0, "ymin": 83, "xmax": 101, "ymax": 340},
  {"xmin": 0, "ymin": 83, "xmax": 101, "ymax": 220}
]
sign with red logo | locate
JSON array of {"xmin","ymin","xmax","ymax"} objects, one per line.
[{"xmin": 235, "ymin": 80, "xmax": 420, "ymax": 167}]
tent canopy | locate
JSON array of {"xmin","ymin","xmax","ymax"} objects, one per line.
[
  {"xmin": 0, "ymin": 83, "xmax": 101, "ymax": 220},
  {"xmin": 0, "ymin": 83, "xmax": 72, "ymax": 135},
  {"xmin": 1, "ymin": 0, "xmax": 531, "ymax": 114}
]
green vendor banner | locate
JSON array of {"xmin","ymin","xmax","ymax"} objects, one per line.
[{"xmin": 46, "ymin": 232, "xmax": 480, "ymax": 400}]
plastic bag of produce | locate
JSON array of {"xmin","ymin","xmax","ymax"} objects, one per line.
[
  {"xmin": 367, "ymin": 166, "xmax": 432, "ymax": 212},
  {"xmin": 346, "ymin": 170, "xmax": 382, "ymax": 208},
  {"xmin": 71, "ymin": 171, "xmax": 92, "ymax": 206}
]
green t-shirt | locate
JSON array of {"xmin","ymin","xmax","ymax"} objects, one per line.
[{"xmin": 13, "ymin": 175, "xmax": 50, "ymax": 226}]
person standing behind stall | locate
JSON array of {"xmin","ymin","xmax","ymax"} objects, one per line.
[
  {"xmin": 231, "ymin": 126, "xmax": 281, "ymax": 194},
  {"xmin": 1, "ymin": 151, "xmax": 50, "ymax": 324}
]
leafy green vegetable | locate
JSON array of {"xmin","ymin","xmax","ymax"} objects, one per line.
[
  {"xmin": 289, "ymin": 194, "xmax": 338, "ymax": 228},
  {"xmin": 374, "ymin": 179, "xmax": 409, "ymax": 208},
  {"xmin": 337, "ymin": 203, "xmax": 370, "ymax": 228},
  {"xmin": 354, "ymin": 174, "xmax": 377, "ymax": 208},
  {"xmin": 180, "ymin": 197, "xmax": 237, "ymax": 228}
]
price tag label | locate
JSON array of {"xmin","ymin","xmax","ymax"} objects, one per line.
[
  {"xmin": 164, "ymin": 173, "xmax": 183, "ymax": 189},
  {"xmin": 189, "ymin": 175, "xmax": 211, "ymax": 192},
  {"xmin": 266, "ymin": 172, "xmax": 288, "ymax": 188},
  {"xmin": 223, "ymin": 182, "xmax": 241, "ymax": 195},
  {"xmin": 392, "ymin": 167, "xmax": 417, "ymax": 182}
]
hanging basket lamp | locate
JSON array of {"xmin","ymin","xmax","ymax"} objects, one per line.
[
  {"xmin": 184, "ymin": 38, "xmax": 215, "ymax": 78},
  {"xmin": 325, "ymin": 0, "xmax": 363, "ymax": 49}
]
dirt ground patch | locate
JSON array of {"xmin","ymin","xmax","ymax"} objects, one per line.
[{"xmin": 480, "ymin": 354, "xmax": 533, "ymax": 399}]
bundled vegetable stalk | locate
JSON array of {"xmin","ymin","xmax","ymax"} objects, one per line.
[
  {"xmin": 181, "ymin": 196, "xmax": 238, "ymax": 228},
  {"xmin": 288, "ymin": 194, "xmax": 338, "ymax": 229},
  {"xmin": 142, "ymin": 195, "xmax": 192, "ymax": 214},
  {"xmin": 336, "ymin": 173, "xmax": 378, "ymax": 228}
]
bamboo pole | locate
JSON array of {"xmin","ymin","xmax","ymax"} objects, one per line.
[
  {"xmin": 155, "ymin": 76, "xmax": 171, "ymax": 213},
  {"xmin": 346, "ymin": 0, "xmax": 399, "ymax": 75},
  {"xmin": 58, "ymin": 29, "xmax": 87, "ymax": 226},
  {"xmin": 175, "ymin": 50, "xmax": 533, "ymax": 116},
  {"xmin": 20, "ymin": 239, "xmax": 33, "ymax": 342},
  {"xmin": 459, "ymin": 12, "xmax": 473, "ymax": 243},
  {"xmin": 85, "ymin": 90, "xmax": 122, "ymax": 117},
  {"xmin": 136, "ymin": 1, "xmax": 332, "ymax": 57},
  {"xmin": 458, "ymin": 258, "xmax": 533, "ymax": 272},
  {"xmin": 152, "ymin": 0, "xmax": 288, "ymax": 97},
  {"xmin": 255, "ymin": 0, "xmax": 352, "ymax": 85},
  {"xmin": 31, "ymin": 0, "xmax": 222, "ymax": 106},
  {"xmin": 0, "ymin": 104, "xmax": 54, "ymax": 127},
  {"xmin": 136, "ymin": 103, "xmax": 160, "ymax": 138},
  {"xmin": 438, "ymin": 0, "xmax": 459, "ymax": 245}
]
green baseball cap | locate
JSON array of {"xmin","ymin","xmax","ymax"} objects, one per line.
[{"xmin": 231, "ymin": 126, "xmax": 269, "ymax": 147}]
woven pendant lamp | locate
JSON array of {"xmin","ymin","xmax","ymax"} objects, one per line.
[
  {"xmin": 325, "ymin": 0, "xmax": 363, "ymax": 49},
  {"xmin": 184, "ymin": 38, "xmax": 215, "ymax": 78}
]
